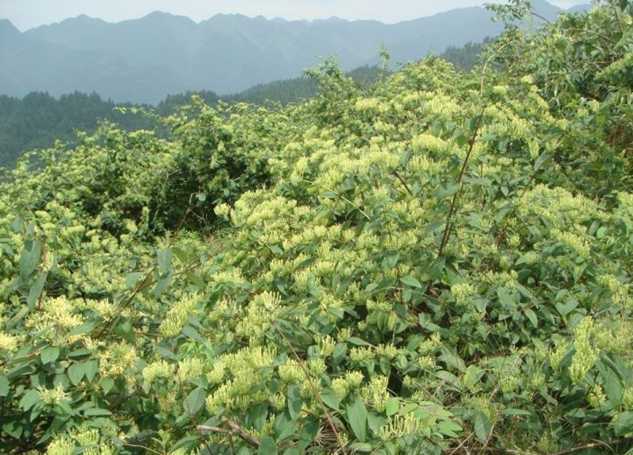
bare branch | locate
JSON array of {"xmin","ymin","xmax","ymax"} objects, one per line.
[{"xmin": 197, "ymin": 420, "xmax": 261, "ymax": 448}]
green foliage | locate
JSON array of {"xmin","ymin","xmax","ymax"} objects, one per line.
[
  {"xmin": 0, "ymin": 66, "xmax": 386, "ymax": 169},
  {"xmin": 0, "ymin": 92, "xmax": 155, "ymax": 169},
  {"xmin": 488, "ymin": 0, "xmax": 633, "ymax": 198},
  {"xmin": 438, "ymin": 39, "xmax": 491, "ymax": 71},
  {"xmin": 1, "ymin": 3, "xmax": 633, "ymax": 454}
]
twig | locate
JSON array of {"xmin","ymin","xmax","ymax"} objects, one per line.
[
  {"xmin": 301, "ymin": 176, "xmax": 371, "ymax": 221},
  {"xmin": 96, "ymin": 255, "xmax": 201, "ymax": 338},
  {"xmin": 437, "ymin": 31, "xmax": 505, "ymax": 260},
  {"xmin": 94, "ymin": 267, "xmax": 155, "ymax": 338},
  {"xmin": 198, "ymin": 420, "xmax": 261, "ymax": 448},
  {"xmin": 481, "ymin": 384, "xmax": 501, "ymax": 451},
  {"xmin": 551, "ymin": 441, "xmax": 613, "ymax": 455},
  {"xmin": 392, "ymin": 170, "xmax": 414, "ymax": 196},
  {"xmin": 531, "ymin": 11, "xmax": 551, "ymax": 24},
  {"xmin": 122, "ymin": 442, "xmax": 162, "ymax": 455},
  {"xmin": 447, "ymin": 433, "xmax": 473, "ymax": 455},
  {"xmin": 272, "ymin": 323, "xmax": 346, "ymax": 451},
  {"xmin": 437, "ymin": 112, "xmax": 484, "ymax": 258}
]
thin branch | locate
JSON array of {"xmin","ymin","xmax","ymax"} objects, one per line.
[
  {"xmin": 94, "ymin": 267, "xmax": 155, "ymax": 338},
  {"xmin": 531, "ymin": 11, "xmax": 551, "ymax": 24},
  {"xmin": 447, "ymin": 433, "xmax": 473, "ymax": 455},
  {"xmin": 480, "ymin": 384, "xmax": 501, "ymax": 452},
  {"xmin": 198, "ymin": 420, "xmax": 261, "ymax": 448},
  {"xmin": 96, "ymin": 255, "xmax": 201, "ymax": 338},
  {"xmin": 437, "ymin": 112, "xmax": 484, "ymax": 258},
  {"xmin": 552, "ymin": 441, "xmax": 614, "ymax": 455},
  {"xmin": 122, "ymin": 442, "xmax": 163, "ymax": 455},
  {"xmin": 225, "ymin": 420, "xmax": 261, "ymax": 448},
  {"xmin": 300, "ymin": 176, "xmax": 371, "ymax": 220},
  {"xmin": 392, "ymin": 170, "xmax": 414, "ymax": 196},
  {"xmin": 272, "ymin": 323, "xmax": 345, "ymax": 451}
]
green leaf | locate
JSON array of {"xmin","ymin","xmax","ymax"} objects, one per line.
[
  {"xmin": 497, "ymin": 287, "xmax": 517, "ymax": 307},
  {"xmin": 68, "ymin": 363, "xmax": 85, "ymax": 385},
  {"xmin": 463, "ymin": 365, "xmax": 484, "ymax": 390},
  {"xmin": 597, "ymin": 360, "xmax": 623, "ymax": 406},
  {"xmin": 19, "ymin": 389, "xmax": 40, "ymax": 411},
  {"xmin": 10, "ymin": 217, "xmax": 23, "ymax": 233},
  {"xmin": 349, "ymin": 443, "xmax": 373, "ymax": 452},
  {"xmin": 440, "ymin": 348, "xmax": 466, "ymax": 372},
  {"xmin": 125, "ymin": 272, "xmax": 144, "ymax": 289},
  {"xmin": 2, "ymin": 421, "xmax": 23, "ymax": 439},
  {"xmin": 503, "ymin": 408, "xmax": 532, "ymax": 417},
  {"xmin": 0, "ymin": 375, "xmax": 9, "ymax": 397},
  {"xmin": 275, "ymin": 413, "xmax": 297, "ymax": 442},
  {"xmin": 184, "ymin": 386, "xmax": 206, "ymax": 416},
  {"xmin": 40, "ymin": 347, "xmax": 60, "ymax": 365},
  {"xmin": 67, "ymin": 348, "xmax": 91, "ymax": 358},
  {"xmin": 258, "ymin": 436, "xmax": 277, "ymax": 455},
  {"xmin": 83, "ymin": 408, "xmax": 112, "ymax": 417},
  {"xmin": 19, "ymin": 239, "xmax": 41, "ymax": 280},
  {"xmin": 287, "ymin": 385, "xmax": 303, "ymax": 421},
  {"xmin": 473, "ymin": 411, "xmax": 492, "ymax": 443},
  {"xmin": 100, "ymin": 377, "xmax": 115, "ymax": 395},
  {"xmin": 347, "ymin": 337, "xmax": 371, "ymax": 347},
  {"xmin": 367, "ymin": 413, "xmax": 386, "ymax": 435},
  {"xmin": 555, "ymin": 299, "xmax": 578, "ymax": 317},
  {"xmin": 321, "ymin": 389, "xmax": 341, "ymax": 410},
  {"xmin": 613, "ymin": 412, "xmax": 633, "ymax": 436},
  {"xmin": 153, "ymin": 275, "xmax": 172, "ymax": 297},
  {"xmin": 385, "ymin": 398, "xmax": 399, "ymax": 417},
  {"xmin": 401, "ymin": 275, "xmax": 423, "ymax": 289},
  {"xmin": 172, "ymin": 435, "xmax": 201, "ymax": 451},
  {"xmin": 83, "ymin": 360, "xmax": 99, "ymax": 382},
  {"xmin": 27, "ymin": 271, "xmax": 47, "ymax": 308},
  {"xmin": 347, "ymin": 397, "xmax": 368, "ymax": 442},
  {"xmin": 248, "ymin": 404, "xmax": 268, "ymax": 431},
  {"xmin": 534, "ymin": 151, "xmax": 548, "ymax": 171},
  {"xmin": 523, "ymin": 308, "xmax": 538, "ymax": 327},
  {"xmin": 381, "ymin": 254, "xmax": 400, "ymax": 269},
  {"xmin": 437, "ymin": 184, "xmax": 459, "ymax": 199},
  {"xmin": 68, "ymin": 322, "xmax": 96, "ymax": 337},
  {"xmin": 438, "ymin": 420, "xmax": 462, "ymax": 437},
  {"xmin": 157, "ymin": 248, "xmax": 173, "ymax": 277},
  {"xmin": 182, "ymin": 325, "xmax": 204, "ymax": 343}
]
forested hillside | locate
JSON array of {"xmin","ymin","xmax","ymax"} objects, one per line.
[
  {"xmin": 0, "ymin": 1, "xmax": 632, "ymax": 454},
  {"xmin": 0, "ymin": 93, "xmax": 154, "ymax": 170},
  {"xmin": 0, "ymin": 0, "xmax": 584, "ymax": 102},
  {"xmin": 0, "ymin": 66, "xmax": 389, "ymax": 169}
]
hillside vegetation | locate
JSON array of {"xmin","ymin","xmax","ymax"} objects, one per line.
[
  {"xmin": 0, "ymin": 1, "xmax": 632, "ymax": 454},
  {"xmin": 0, "ymin": 66, "xmax": 392, "ymax": 169}
]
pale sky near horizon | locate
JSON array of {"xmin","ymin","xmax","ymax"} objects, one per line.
[{"xmin": 1, "ymin": 0, "xmax": 588, "ymax": 31}]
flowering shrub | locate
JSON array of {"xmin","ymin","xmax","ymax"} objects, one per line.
[{"xmin": 1, "ymin": 1, "xmax": 633, "ymax": 453}]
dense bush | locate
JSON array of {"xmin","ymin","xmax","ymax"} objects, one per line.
[
  {"xmin": 0, "ymin": 66, "xmax": 387, "ymax": 170},
  {"xmin": 0, "ymin": 1, "xmax": 632, "ymax": 453}
]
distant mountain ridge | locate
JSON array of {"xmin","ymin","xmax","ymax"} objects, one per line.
[{"xmin": 0, "ymin": 1, "xmax": 589, "ymax": 103}]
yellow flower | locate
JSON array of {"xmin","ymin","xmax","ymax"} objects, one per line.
[
  {"xmin": 46, "ymin": 437, "xmax": 75, "ymax": 455},
  {"xmin": 0, "ymin": 332, "xmax": 18, "ymax": 351},
  {"xmin": 159, "ymin": 293, "xmax": 202, "ymax": 338}
]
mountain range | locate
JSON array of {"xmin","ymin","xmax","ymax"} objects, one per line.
[{"xmin": 0, "ymin": 1, "xmax": 590, "ymax": 104}]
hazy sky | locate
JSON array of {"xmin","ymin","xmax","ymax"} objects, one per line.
[{"xmin": 1, "ymin": 0, "xmax": 588, "ymax": 31}]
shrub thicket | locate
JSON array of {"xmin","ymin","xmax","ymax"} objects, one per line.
[{"xmin": 0, "ymin": 1, "xmax": 632, "ymax": 453}]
